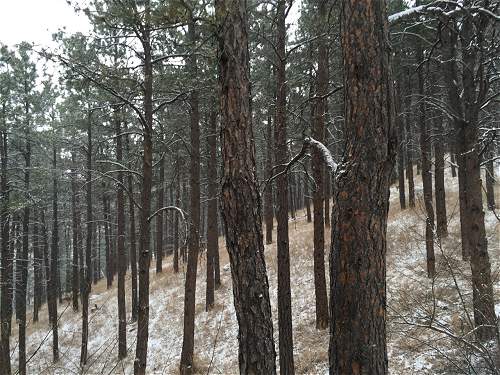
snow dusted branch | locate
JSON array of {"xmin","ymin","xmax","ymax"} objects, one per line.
[
  {"xmin": 388, "ymin": 4, "xmax": 428, "ymax": 24},
  {"xmin": 149, "ymin": 205, "xmax": 189, "ymax": 248},
  {"xmin": 261, "ymin": 136, "xmax": 338, "ymax": 193},
  {"xmin": 305, "ymin": 136, "xmax": 338, "ymax": 172},
  {"xmin": 388, "ymin": 2, "xmax": 500, "ymax": 25}
]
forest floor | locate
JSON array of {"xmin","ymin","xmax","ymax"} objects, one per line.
[{"xmin": 8, "ymin": 165, "xmax": 500, "ymax": 374}]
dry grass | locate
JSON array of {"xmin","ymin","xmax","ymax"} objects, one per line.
[{"xmin": 8, "ymin": 163, "xmax": 500, "ymax": 374}]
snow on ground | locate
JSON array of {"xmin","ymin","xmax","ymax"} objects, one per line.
[{"xmin": 9, "ymin": 165, "xmax": 500, "ymax": 374}]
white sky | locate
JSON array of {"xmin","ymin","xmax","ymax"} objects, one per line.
[{"xmin": 0, "ymin": 0, "xmax": 90, "ymax": 48}]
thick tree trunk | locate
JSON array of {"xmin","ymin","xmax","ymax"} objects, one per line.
[
  {"xmin": 206, "ymin": 106, "xmax": 218, "ymax": 309},
  {"xmin": 311, "ymin": 0, "xmax": 329, "ymax": 330},
  {"xmin": 216, "ymin": 0, "xmax": 277, "ymax": 372},
  {"xmin": 180, "ymin": 16, "xmax": 201, "ymax": 375},
  {"xmin": 329, "ymin": 1, "xmax": 394, "ymax": 373},
  {"xmin": 275, "ymin": 0, "xmax": 294, "ymax": 372}
]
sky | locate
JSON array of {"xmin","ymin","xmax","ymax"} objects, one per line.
[{"xmin": 0, "ymin": 0, "xmax": 90, "ymax": 48}]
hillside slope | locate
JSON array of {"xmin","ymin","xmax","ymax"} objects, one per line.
[{"xmin": 8, "ymin": 168, "xmax": 500, "ymax": 374}]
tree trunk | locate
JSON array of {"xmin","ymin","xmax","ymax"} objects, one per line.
[
  {"xmin": 216, "ymin": 0, "xmax": 277, "ymax": 372},
  {"xmin": 396, "ymin": 82, "xmax": 406, "ymax": 210},
  {"xmin": 181, "ymin": 180, "xmax": 188, "ymax": 264},
  {"xmin": 206, "ymin": 106, "xmax": 218, "ymax": 309},
  {"xmin": 114, "ymin": 110, "xmax": 127, "ymax": 359},
  {"xmin": 156, "ymin": 135, "xmax": 165, "ymax": 273},
  {"xmin": 81, "ymin": 110, "xmax": 93, "ymax": 366},
  {"xmin": 311, "ymin": 0, "xmax": 329, "ymax": 330},
  {"xmin": 264, "ymin": 106, "xmax": 274, "ymax": 244},
  {"xmin": 49, "ymin": 146, "xmax": 59, "ymax": 362},
  {"xmin": 103, "ymin": 191, "xmax": 112, "ymax": 288},
  {"xmin": 416, "ymin": 38, "xmax": 435, "ymax": 279},
  {"xmin": 450, "ymin": 151, "xmax": 457, "ymax": 177},
  {"xmin": 135, "ymin": 3, "xmax": 154, "ymax": 371},
  {"xmin": 16, "ymin": 124, "xmax": 31, "ymax": 374},
  {"xmin": 126, "ymin": 134, "xmax": 138, "ymax": 322},
  {"xmin": 0, "ymin": 112, "xmax": 11, "ymax": 375},
  {"xmin": 173, "ymin": 157, "xmax": 180, "ymax": 273},
  {"xmin": 405, "ymin": 68, "xmax": 415, "ymax": 208},
  {"xmin": 304, "ymin": 163, "xmax": 312, "ymax": 222},
  {"xmin": 180, "ymin": 16, "xmax": 201, "ymax": 375},
  {"xmin": 486, "ymin": 156, "xmax": 496, "ymax": 210},
  {"xmin": 434, "ymin": 116, "xmax": 448, "ymax": 237},
  {"xmin": 33, "ymin": 208, "xmax": 42, "ymax": 322},
  {"xmin": 71, "ymin": 153, "xmax": 80, "ymax": 311},
  {"xmin": 441, "ymin": 6, "xmax": 496, "ymax": 341},
  {"xmin": 274, "ymin": 0, "xmax": 294, "ymax": 372},
  {"xmin": 329, "ymin": 1, "xmax": 394, "ymax": 373}
]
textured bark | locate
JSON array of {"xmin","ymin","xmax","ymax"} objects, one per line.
[
  {"xmin": 126, "ymin": 134, "xmax": 138, "ymax": 322},
  {"xmin": 180, "ymin": 16, "xmax": 201, "ymax": 375},
  {"xmin": 49, "ymin": 146, "xmax": 59, "ymax": 362},
  {"xmin": 135, "ymin": 2, "xmax": 154, "ymax": 371},
  {"xmin": 115, "ymin": 111, "xmax": 127, "ymax": 359},
  {"xmin": 216, "ymin": 0, "xmax": 277, "ymax": 372},
  {"xmin": 264, "ymin": 109, "xmax": 274, "ymax": 245},
  {"xmin": 275, "ymin": 0, "xmax": 294, "ymax": 372},
  {"xmin": 329, "ymin": 1, "xmax": 395, "ymax": 373},
  {"xmin": 206, "ymin": 107, "xmax": 218, "ymax": 309},
  {"xmin": 434, "ymin": 116, "xmax": 448, "ymax": 238},
  {"xmin": 416, "ymin": 37, "xmax": 435, "ymax": 279},
  {"xmin": 311, "ymin": 0, "xmax": 329, "ymax": 330}
]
